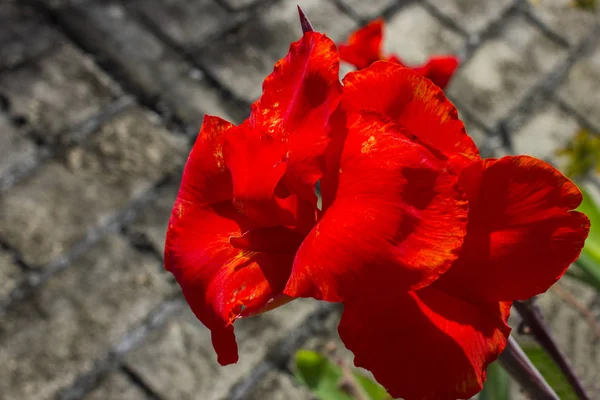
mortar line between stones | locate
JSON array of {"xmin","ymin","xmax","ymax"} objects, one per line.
[
  {"xmin": 55, "ymin": 298, "xmax": 184, "ymax": 400},
  {"xmin": 0, "ymin": 173, "xmax": 178, "ymax": 317},
  {"xmin": 499, "ymin": 23, "xmax": 600, "ymax": 137},
  {"xmin": 420, "ymin": 0, "xmax": 469, "ymax": 37},
  {"xmin": 552, "ymin": 94, "xmax": 600, "ymax": 135},
  {"xmin": 430, "ymin": 0, "xmax": 525, "ymax": 65},
  {"xmin": 0, "ymin": 42, "xmax": 63, "ymax": 74},
  {"xmin": 129, "ymin": 7, "xmax": 252, "ymax": 114},
  {"xmin": 120, "ymin": 366, "xmax": 164, "ymax": 400},
  {"xmin": 20, "ymin": 0, "xmax": 191, "ymax": 133},
  {"xmin": 521, "ymin": 2, "xmax": 571, "ymax": 48},
  {"xmin": 229, "ymin": 361, "xmax": 275, "ymax": 400},
  {"xmin": 0, "ymin": 96, "xmax": 136, "ymax": 193}
]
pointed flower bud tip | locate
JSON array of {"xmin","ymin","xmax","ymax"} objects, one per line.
[{"xmin": 297, "ymin": 6, "xmax": 314, "ymax": 34}]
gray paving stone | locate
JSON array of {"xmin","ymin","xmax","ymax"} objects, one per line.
[
  {"xmin": 558, "ymin": 41, "xmax": 600, "ymax": 129},
  {"xmin": 0, "ymin": 162, "xmax": 113, "ymax": 267},
  {"xmin": 128, "ymin": 0, "xmax": 239, "ymax": 50},
  {"xmin": 446, "ymin": 15, "xmax": 567, "ymax": 125},
  {"xmin": 527, "ymin": 1, "xmax": 599, "ymax": 45},
  {"xmin": 199, "ymin": 0, "xmax": 356, "ymax": 104},
  {"xmin": 124, "ymin": 299, "xmax": 320, "ymax": 400},
  {"xmin": 67, "ymin": 107, "xmax": 187, "ymax": 200},
  {"xmin": 128, "ymin": 181, "xmax": 180, "ymax": 256},
  {"xmin": 62, "ymin": 2, "xmax": 240, "ymax": 125},
  {"xmin": 220, "ymin": 0, "xmax": 263, "ymax": 10},
  {"xmin": 424, "ymin": 0, "xmax": 514, "ymax": 34},
  {"xmin": 339, "ymin": 0, "xmax": 395, "ymax": 19},
  {"xmin": 83, "ymin": 373, "xmax": 148, "ymax": 400},
  {"xmin": 160, "ymin": 70, "xmax": 247, "ymax": 127},
  {"xmin": 0, "ymin": 252, "xmax": 22, "ymax": 300},
  {"xmin": 458, "ymin": 113, "xmax": 488, "ymax": 148},
  {"xmin": 0, "ymin": 235, "xmax": 173, "ymax": 400},
  {"xmin": 511, "ymin": 99, "xmax": 581, "ymax": 164},
  {"xmin": 0, "ymin": 43, "xmax": 122, "ymax": 141},
  {"xmin": 244, "ymin": 370, "xmax": 312, "ymax": 400},
  {"xmin": 0, "ymin": 2, "xmax": 64, "ymax": 70},
  {"xmin": 0, "ymin": 107, "xmax": 187, "ymax": 267},
  {"xmin": 0, "ymin": 113, "xmax": 37, "ymax": 179},
  {"xmin": 384, "ymin": 3, "xmax": 464, "ymax": 66}
]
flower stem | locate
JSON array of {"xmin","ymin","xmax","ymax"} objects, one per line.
[
  {"xmin": 514, "ymin": 299, "xmax": 591, "ymax": 400},
  {"xmin": 498, "ymin": 336, "xmax": 559, "ymax": 400}
]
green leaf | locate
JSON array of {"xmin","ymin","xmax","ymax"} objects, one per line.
[
  {"xmin": 480, "ymin": 361, "xmax": 510, "ymax": 400},
  {"xmin": 353, "ymin": 374, "xmax": 389, "ymax": 400},
  {"xmin": 294, "ymin": 350, "xmax": 389, "ymax": 400},
  {"xmin": 575, "ymin": 187, "xmax": 600, "ymax": 290},
  {"xmin": 522, "ymin": 345, "xmax": 577, "ymax": 400}
]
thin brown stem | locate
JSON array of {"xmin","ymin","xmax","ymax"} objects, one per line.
[
  {"xmin": 514, "ymin": 299, "xmax": 591, "ymax": 400},
  {"xmin": 499, "ymin": 336, "xmax": 559, "ymax": 400}
]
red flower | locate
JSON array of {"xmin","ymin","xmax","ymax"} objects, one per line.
[
  {"xmin": 339, "ymin": 19, "xmax": 460, "ymax": 89},
  {"xmin": 165, "ymin": 27, "xmax": 589, "ymax": 400}
]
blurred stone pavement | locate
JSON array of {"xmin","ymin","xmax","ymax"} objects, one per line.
[{"xmin": 1, "ymin": 0, "xmax": 599, "ymax": 398}]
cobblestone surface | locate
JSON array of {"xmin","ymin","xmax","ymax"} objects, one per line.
[{"xmin": 1, "ymin": 0, "xmax": 599, "ymax": 398}]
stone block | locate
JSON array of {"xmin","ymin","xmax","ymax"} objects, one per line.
[
  {"xmin": 0, "ymin": 113, "xmax": 37, "ymax": 179},
  {"xmin": 424, "ymin": 0, "xmax": 514, "ymax": 34},
  {"xmin": 384, "ymin": 3, "xmax": 464, "ymax": 66},
  {"xmin": 0, "ymin": 235, "xmax": 173, "ymax": 400},
  {"xmin": 0, "ymin": 252, "xmax": 22, "ymax": 300},
  {"xmin": 67, "ymin": 107, "xmax": 188, "ymax": 201},
  {"xmin": 0, "ymin": 107, "xmax": 187, "ymax": 267},
  {"xmin": 0, "ymin": 2, "xmax": 64, "ymax": 69},
  {"xmin": 124, "ymin": 298, "xmax": 320, "ymax": 400},
  {"xmin": 243, "ymin": 370, "xmax": 312, "ymax": 400},
  {"xmin": 447, "ymin": 15, "xmax": 566, "ymax": 125},
  {"xmin": 558, "ymin": 42, "xmax": 600, "ymax": 129},
  {"xmin": 220, "ymin": 0, "xmax": 264, "ymax": 10},
  {"xmin": 339, "ymin": 0, "xmax": 395, "ymax": 19},
  {"xmin": 199, "ymin": 0, "xmax": 356, "ymax": 103},
  {"xmin": 0, "ymin": 43, "xmax": 122, "ymax": 141}
]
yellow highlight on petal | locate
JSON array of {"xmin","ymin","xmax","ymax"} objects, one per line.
[{"xmin": 361, "ymin": 135, "xmax": 377, "ymax": 154}]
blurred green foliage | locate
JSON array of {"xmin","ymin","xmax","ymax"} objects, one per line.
[
  {"xmin": 522, "ymin": 345, "xmax": 577, "ymax": 399},
  {"xmin": 557, "ymin": 128, "xmax": 600, "ymax": 179},
  {"xmin": 294, "ymin": 350, "xmax": 390, "ymax": 400},
  {"xmin": 568, "ymin": 186, "xmax": 600, "ymax": 291},
  {"xmin": 574, "ymin": 0, "xmax": 597, "ymax": 10},
  {"xmin": 479, "ymin": 362, "xmax": 510, "ymax": 400}
]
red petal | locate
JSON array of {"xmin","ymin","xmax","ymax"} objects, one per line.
[
  {"xmin": 165, "ymin": 201, "xmax": 295, "ymax": 365},
  {"xmin": 412, "ymin": 56, "xmax": 460, "ymax": 89},
  {"xmin": 339, "ymin": 19, "xmax": 384, "ymax": 70},
  {"xmin": 338, "ymin": 286, "xmax": 511, "ymax": 400},
  {"xmin": 342, "ymin": 61, "xmax": 479, "ymax": 171},
  {"xmin": 284, "ymin": 112, "xmax": 468, "ymax": 301},
  {"xmin": 244, "ymin": 31, "xmax": 343, "ymax": 206},
  {"xmin": 224, "ymin": 122, "xmax": 290, "ymax": 225},
  {"xmin": 435, "ymin": 156, "xmax": 590, "ymax": 302},
  {"xmin": 178, "ymin": 115, "xmax": 234, "ymax": 206},
  {"xmin": 166, "ymin": 116, "xmax": 298, "ymax": 364}
]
